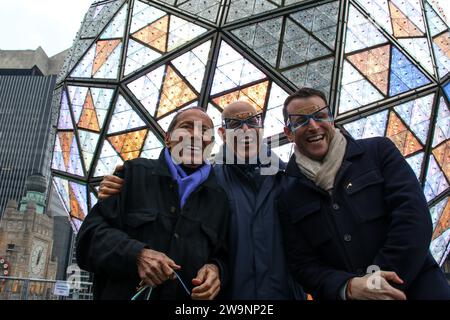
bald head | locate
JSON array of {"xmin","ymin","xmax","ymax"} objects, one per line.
[
  {"xmin": 167, "ymin": 107, "xmax": 213, "ymax": 133},
  {"xmin": 222, "ymin": 101, "xmax": 258, "ymax": 120}
]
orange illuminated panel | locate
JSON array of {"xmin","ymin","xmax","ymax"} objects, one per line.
[
  {"xmin": 432, "ymin": 198, "xmax": 450, "ymax": 240},
  {"xmin": 432, "ymin": 141, "xmax": 450, "ymax": 181},
  {"xmin": 157, "ymin": 66, "xmax": 197, "ymax": 117},
  {"xmin": 108, "ymin": 134, "xmax": 127, "ymax": 154},
  {"xmin": 212, "ymin": 81, "xmax": 269, "ymax": 112},
  {"xmin": 389, "ymin": 2, "xmax": 424, "ymax": 38},
  {"xmin": 58, "ymin": 132, "xmax": 74, "ymax": 169},
  {"xmin": 434, "ymin": 32, "xmax": 450, "ymax": 59},
  {"xmin": 132, "ymin": 16, "xmax": 169, "ymax": 53},
  {"xmin": 403, "ymin": 130, "xmax": 423, "ymax": 157},
  {"xmin": 108, "ymin": 129, "xmax": 148, "ymax": 161},
  {"xmin": 69, "ymin": 186, "xmax": 85, "ymax": 221},
  {"xmin": 212, "ymin": 91, "xmax": 240, "ymax": 109},
  {"xmin": 240, "ymin": 81, "xmax": 269, "ymax": 111},
  {"xmin": 93, "ymin": 40, "xmax": 122, "ymax": 75},
  {"xmin": 347, "ymin": 45, "xmax": 390, "ymax": 95}
]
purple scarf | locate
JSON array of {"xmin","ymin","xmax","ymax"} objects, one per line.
[{"xmin": 164, "ymin": 148, "xmax": 211, "ymax": 208}]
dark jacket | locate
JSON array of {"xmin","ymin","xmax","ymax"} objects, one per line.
[
  {"xmin": 278, "ymin": 136, "xmax": 450, "ymax": 300},
  {"xmin": 76, "ymin": 151, "xmax": 230, "ymax": 300},
  {"xmin": 214, "ymin": 146, "xmax": 305, "ymax": 300}
]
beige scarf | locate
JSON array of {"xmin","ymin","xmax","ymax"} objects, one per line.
[{"xmin": 294, "ymin": 128, "xmax": 347, "ymax": 192}]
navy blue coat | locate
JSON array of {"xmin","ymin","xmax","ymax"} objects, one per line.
[
  {"xmin": 214, "ymin": 148, "xmax": 304, "ymax": 300},
  {"xmin": 278, "ymin": 136, "xmax": 450, "ymax": 300}
]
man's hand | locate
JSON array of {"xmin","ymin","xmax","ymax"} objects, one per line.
[
  {"xmin": 347, "ymin": 271, "xmax": 407, "ymax": 300},
  {"xmin": 191, "ymin": 264, "xmax": 221, "ymax": 300},
  {"xmin": 137, "ymin": 248, "xmax": 181, "ymax": 287},
  {"xmin": 98, "ymin": 165, "xmax": 124, "ymax": 199}
]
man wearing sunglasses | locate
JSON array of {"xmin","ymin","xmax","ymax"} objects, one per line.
[{"xmin": 278, "ymin": 87, "xmax": 450, "ymax": 300}]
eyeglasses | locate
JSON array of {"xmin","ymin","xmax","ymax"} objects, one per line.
[
  {"xmin": 222, "ymin": 113, "xmax": 263, "ymax": 130},
  {"xmin": 131, "ymin": 271, "xmax": 191, "ymax": 300},
  {"xmin": 287, "ymin": 106, "xmax": 334, "ymax": 131}
]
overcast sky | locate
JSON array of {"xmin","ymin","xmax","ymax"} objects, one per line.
[
  {"xmin": 0, "ymin": 0, "xmax": 449, "ymax": 57},
  {"xmin": 0, "ymin": 0, "xmax": 93, "ymax": 56}
]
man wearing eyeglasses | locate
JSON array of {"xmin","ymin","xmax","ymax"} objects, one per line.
[
  {"xmin": 214, "ymin": 101, "xmax": 304, "ymax": 300},
  {"xmin": 278, "ymin": 88, "xmax": 450, "ymax": 300},
  {"xmin": 76, "ymin": 107, "xmax": 230, "ymax": 300}
]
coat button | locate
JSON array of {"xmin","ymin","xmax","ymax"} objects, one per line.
[
  {"xmin": 174, "ymin": 233, "xmax": 180, "ymax": 239},
  {"xmin": 344, "ymin": 234, "xmax": 352, "ymax": 242},
  {"xmin": 346, "ymin": 182, "xmax": 353, "ymax": 190},
  {"xmin": 170, "ymin": 206, "xmax": 176, "ymax": 213},
  {"xmin": 332, "ymin": 203, "xmax": 340, "ymax": 210}
]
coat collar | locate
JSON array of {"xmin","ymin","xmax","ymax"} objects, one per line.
[
  {"xmin": 153, "ymin": 148, "xmax": 221, "ymax": 190},
  {"xmin": 285, "ymin": 134, "xmax": 365, "ymax": 179}
]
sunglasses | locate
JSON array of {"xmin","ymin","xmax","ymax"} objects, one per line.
[
  {"xmin": 287, "ymin": 106, "xmax": 334, "ymax": 132},
  {"xmin": 222, "ymin": 113, "xmax": 263, "ymax": 130}
]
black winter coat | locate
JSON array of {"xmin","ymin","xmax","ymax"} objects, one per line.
[{"xmin": 76, "ymin": 151, "xmax": 230, "ymax": 300}]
